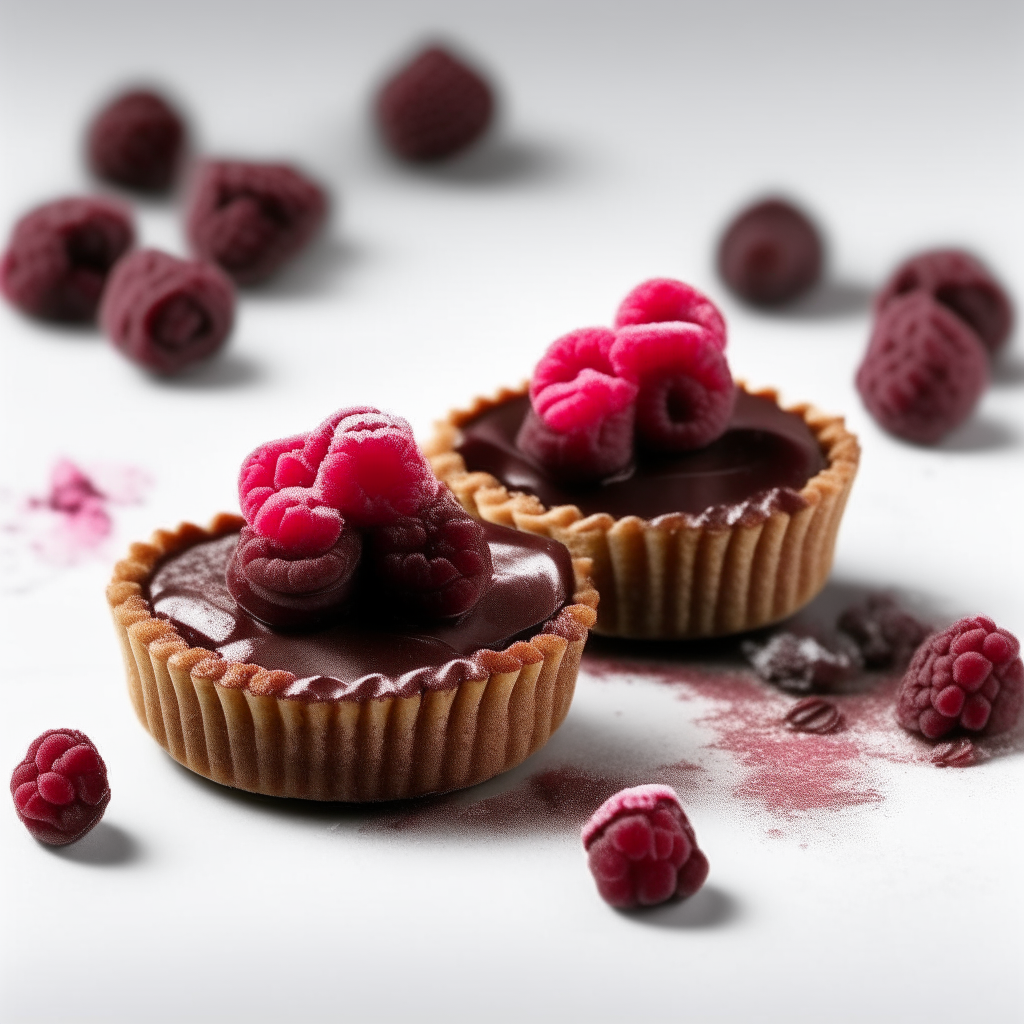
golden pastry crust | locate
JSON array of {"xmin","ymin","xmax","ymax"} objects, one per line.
[
  {"xmin": 424, "ymin": 382, "xmax": 860, "ymax": 639},
  {"xmin": 107, "ymin": 513, "xmax": 598, "ymax": 801}
]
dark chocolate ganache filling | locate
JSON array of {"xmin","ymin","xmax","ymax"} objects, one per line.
[
  {"xmin": 456, "ymin": 390, "xmax": 827, "ymax": 520},
  {"xmin": 147, "ymin": 522, "xmax": 575, "ymax": 702}
]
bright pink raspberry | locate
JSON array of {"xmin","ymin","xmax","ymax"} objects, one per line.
[
  {"xmin": 896, "ymin": 616, "xmax": 1023, "ymax": 740},
  {"xmin": 99, "ymin": 249, "xmax": 234, "ymax": 374},
  {"xmin": 582, "ymin": 785, "xmax": 709, "ymax": 909},
  {"xmin": 856, "ymin": 292, "xmax": 989, "ymax": 445},
  {"xmin": 610, "ymin": 322, "xmax": 735, "ymax": 451},
  {"xmin": 1, "ymin": 197, "xmax": 134, "ymax": 322},
  {"xmin": 365, "ymin": 488, "xmax": 493, "ymax": 620},
  {"xmin": 11, "ymin": 730, "xmax": 110, "ymax": 846},
  {"xmin": 613, "ymin": 278, "xmax": 727, "ymax": 350},
  {"xmin": 186, "ymin": 161, "xmax": 327, "ymax": 285}
]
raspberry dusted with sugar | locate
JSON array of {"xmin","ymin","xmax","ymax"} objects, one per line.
[
  {"xmin": 11, "ymin": 730, "xmax": 110, "ymax": 846},
  {"xmin": 582, "ymin": 785, "xmax": 709, "ymax": 909},
  {"xmin": 613, "ymin": 277, "xmax": 727, "ymax": 350},
  {"xmin": 99, "ymin": 249, "xmax": 235, "ymax": 374},
  {"xmin": 743, "ymin": 632, "xmax": 860, "ymax": 693},
  {"xmin": 186, "ymin": 161, "xmax": 327, "ymax": 285},
  {"xmin": 1, "ymin": 197, "xmax": 133, "ymax": 322},
  {"xmin": 875, "ymin": 249, "xmax": 1013, "ymax": 355},
  {"xmin": 896, "ymin": 616, "xmax": 1023, "ymax": 740},
  {"xmin": 856, "ymin": 292, "xmax": 989, "ymax": 444},
  {"xmin": 376, "ymin": 45, "xmax": 494, "ymax": 161},
  {"xmin": 837, "ymin": 594, "xmax": 930, "ymax": 670},
  {"xmin": 87, "ymin": 89, "xmax": 186, "ymax": 192}
]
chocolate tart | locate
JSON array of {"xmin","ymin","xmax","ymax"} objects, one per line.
[
  {"xmin": 425, "ymin": 383, "xmax": 859, "ymax": 640},
  {"xmin": 107, "ymin": 513, "xmax": 598, "ymax": 801}
]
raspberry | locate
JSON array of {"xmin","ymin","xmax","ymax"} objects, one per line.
[
  {"xmin": 896, "ymin": 615, "xmax": 1023, "ymax": 739},
  {"xmin": 86, "ymin": 89, "xmax": 186, "ymax": 192},
  {"xmin": 99, "ymin": 249, "xmax": 235, "ymax": 375},
  {"xmin": 365, "ymin": 488, "xmax": 493, "ymax": 620},
  {"xmin": 516, "ymin": 405, "xmax": 635, "ymax": 484},
  {"xmin": 856, "ymin": 292, "xmax": 989, "ymax": 445},
  {"xmin": 0, "ymin": 197, "xmax": 134, "ymax": 322},
  {"xmin": 784, "ymin": 697, "xmax": 843, "ymax": 734},
  {"xmin": 837, "ymin": 595, "xmax": 931, "ymax": 670},
  {"xmin": 11, "ymin": 730, "xmax": 110, "ymax": 846},
  {"xmin": 186, "ymin": 161, "xmax": 327, "ymax": 285},
  {"xmin": 613, "ymin": 278, "xmax": 727, "ymax": 351},
  {"xmin": 610, "ymin": 322, "xmax": 735, "ymax": 451},
  {"xmin": 717, "ymin": 198, "xmax": 823, "ymax": 306},
  {"xmin": 582, "ymin": 785, "xmax": 709, "ymax": 909},
  {"xmin": 376, "ymin": 45, "xmax": 494, "ymax": 161},
  {"xmin": 226, "ymin": 524, "xmax": 363, "ymax": 629},
  {"xmin": 931, "ymin": 738, "xmax": 980, "ymax": 769},
  {"xmin": 743, "ymin": 632, "xmax": 861, "ymax": 693},
  {"xmin": 875, "ymin": 249, "xmax": 1013, "ymax": 354}
]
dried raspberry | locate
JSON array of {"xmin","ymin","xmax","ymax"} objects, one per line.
[
  {"xmin": 11, "ymin": 729, "xmax": 110, "ymax": 846},
  {"xmin": 186, "ymin": 161, "xmax": 327, "ymax": 285},
  {"xmin": 931, "ymin": 738, "xmax": 980, "ymax": 769},
  {"xmin": 717, "ymin": 198, "xmax": 823, "ymax": 306},
  {"xmin": 896, "ymin": 616, "xmax": 1023, "ymax": 739},
  {"xmin": 785, "ymin": 697, "xmax": 843, "ymax": 734},
  {"xmin": 876, "ymin": 249, "xmax": 1013, "ymax": 354},
  {"xmin": 743, "ymin": 632, "xmax": 861, "ymax": 693},
  {"xmin": 837, "ymin": 595, "xmax": 931, "ymax": 670},
  {"xmin": 99, "ymin": 249, "xmax": 234, "ymax": 374},
  {"xmin": 613, "ymin": 278, "xmax": 727, "ymax": 350},
  {"xmin": 226, "ymin": 524, "xmax": 362, "ymax": 629},
  {"xmin": 856, "ymin": 292, "xmax": 989, "ymax": 444},
  {"xmin": 376, "ymin": 45, "xmax": 494, "ymax": 161},
  {"xmin": 582, "ymin": 785, "xmax": 709, "ymax": 909},
  {"xmin": 516, "ymin": 405, "xmax": 635, "ymax": 484},
  {"xmin": 365, "ymin": 488, "xmax": 492, "ymax": 620},
  {"xmin": 610, "ymin": 322, "xmax": 735, "ymax": 451},
  {"xmin": 0, "ymin": 197, "xmax": 133, "ymax": 322},
  {"xmin": 86, "ymin": 89, "xmax": 186, "ymax": 192}
]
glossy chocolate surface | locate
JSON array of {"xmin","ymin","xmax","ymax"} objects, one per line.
[
  {"xmin": 147, "ymin": 522, "xmax": 574, "ymax": 702},
  {"xmin": 456, "ymin": 390, "xmax": 826, "ymax": 520}
]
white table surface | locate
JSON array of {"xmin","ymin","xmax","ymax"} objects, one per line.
[{"xmin": 1, "ymin": 2, "xmax": 1022, "ymax": 1022}]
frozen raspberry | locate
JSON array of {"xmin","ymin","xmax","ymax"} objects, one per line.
[
  {"xmin": 516, "ymin": 405, "xmax": 635, "ymax": 484},
  {"xmin": 717, "ymin": 198, "xmax": 823, "ymax": 306},
  {"xmin": 86, "ymin": 89, "xmax": 186, "ymax": 192},
  {"xmin": 365, "ymin": 487, "xmax": 492, "ymax": 620},
  {"xmin": 11, "ymin": 730, "xmax": 110, "ymax": 846},
  {"xmin": 837, "ymin": 595, "xmax": 931, "ymax": 670},
  {"xmin": 856, "ymin": 292, "xmax": 989, "ymax": 445},
  {"xmin": 743, "ymin": 632, "xmax": 861, "ymax": 693},
  {"xmin": 930, "ymin": 738, "xmax": 980, "ymax": 769},
  {"xmin": 99, "ymin": 249, "xmax": 234, "ymax": 374},
  {"xmin": 226, "ymin": 524, "xmax": 362, "ymax": 629},
  {"xmin": 186, "ymin": 161, "xmax": 327, "ymax": 285},
  {"xmin": 610, "ymin": 322, "xmax": 735, "ymax": 451},
  {"xmin": 875, "ymin": 249, "xmax": 1013, "ymax": 354},
  {"xmin": 784, "ymin": 697, "xmax": 843, "ymax": 734},
  {"xmin": 582, "ymin": 785, "xmax": 709, "ymax": 909},
  {"xmin": 896, "ymin": 615, "xmax": 1023, "ymax": 739},
  {"xmin": 0, "ymin": 197, "xmax": 134, "ymax": 322},
  {"xmin": 376, "ymin": 45, "xmax": 494, "ymax": 161},
  {"xmin": 613, "ymin": 278, "xmax": 727, "ymax": 350}
]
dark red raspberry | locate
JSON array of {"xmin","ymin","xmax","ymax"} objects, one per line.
[
  {"xmin": 856, "ymin": 292, "xmax": 989, "ymax": 445},
  {"xmin": 0, "ymin": 197, "xmax": 133, "ymax": 322},
  {"xmin": 86, "ymin": 89, "xmax": 186, "ymax": 192},
  {"xmin": 930, "ymin": 738, "xmax": 980, "ymax": 769},
  {"xmin": 11, "ymin": 730, "xmax": 110, "ymax": 846},
  {"xmin": 743, "ymin": 632, "xmax": 861, "ymax": 693},
  {"xmin": 784, "ymin": 697, "xmax": 843, "ymax": 734},
  {"xmin": 717, "ymin": 198, "xmax": 823, "ymax": 306},
  {"xmin": 837, "ymin": 595, "xmax": 931, "ymax": 670},
  {"xmin": 186, "ymin": 161, "xmax": 327, "ymax": 285},
  {"xmin": 516, "ymin": 405, "xmax": 635, "ymax": 484},
  {"xmin": 896, "ymin": 616, "xmax": 1023, "ymax": 740},
  {"xmin": 99, "ymin": 249, "xmax": 235, "ymax": 374},
  {"xmin": 376, "ymin": 45, "xmax": 495, "ymax": 162},
  {"xmin": 365, "ymin": 488, "xmax": 493, "ymax": 621},
  {"xmin": 875, "ymin": 249, "xmax": 1013, "ymax": 355},
  {"xmin": 226, "ymin": 524, "xmax": 363, "ymax": 629},
  {"xmin": 582, "ymin": 785, "xmax": 709, "ymax": 909}
]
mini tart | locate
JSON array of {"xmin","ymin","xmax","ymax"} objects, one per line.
[
  {"xmin": 425, "ymin": 383, "xmax": 859, "ymax": 640},
  {"xmin": 107, "ymin": 513, "xmax": 598, "ymax": 802}
]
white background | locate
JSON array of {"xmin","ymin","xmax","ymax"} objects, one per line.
[{"xmin": 1, "ymin": 2, "xmax": 1022, "ymax": 1022}]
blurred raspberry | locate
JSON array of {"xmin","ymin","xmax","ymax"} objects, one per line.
[
  {"xmin": 856, "ymin": 292, "xmax": 989, "ymax": 444},
  {"xmin": 613, "ymin": 278, "xmax": 727, "ymax": 350},
  {"xmin": 717, "ymin": 198, "xmax": 823, "ymax": 306},
  {"xmin": 784, "ymin": 697, "xmax": 843, "ymax": 734},
  {"xmin": 186, "ymin": 161, "xmax": 327, "ymax": 284},
  {"xmin": 582, "ymin": 785, "xmax": 709, "ymax": 909},
  {"xmin": 875, "ymin": 249, "xmax": 1013, "ymax": 354},
  {"xmin": 743, "ymin": 632, "xmax": 861, "ymax": 693},
  {"xmin": 837, "ymin": 595, "xmax": 931, "ymax": 670},
  {"xmin": 86, "ymin": 89, "xmax": 186, "ymax": 192},
  {"xmin": 11, "ymin": 729, "xmax": 110, "ymax": 846},
  {"xmin": 99, "ymin": 249, "xmax": 234, "ymax": 374},
  {"xmin": 1, "ymin": 197, "xmax": 133, "ymax": 322},
  {"xmin": 376, "ymin": 45, "xmax": 494, "ymax": 161},
  {"xmin": 896, "ymin": 615, "xmax": 1023, "ymax": 739}
]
